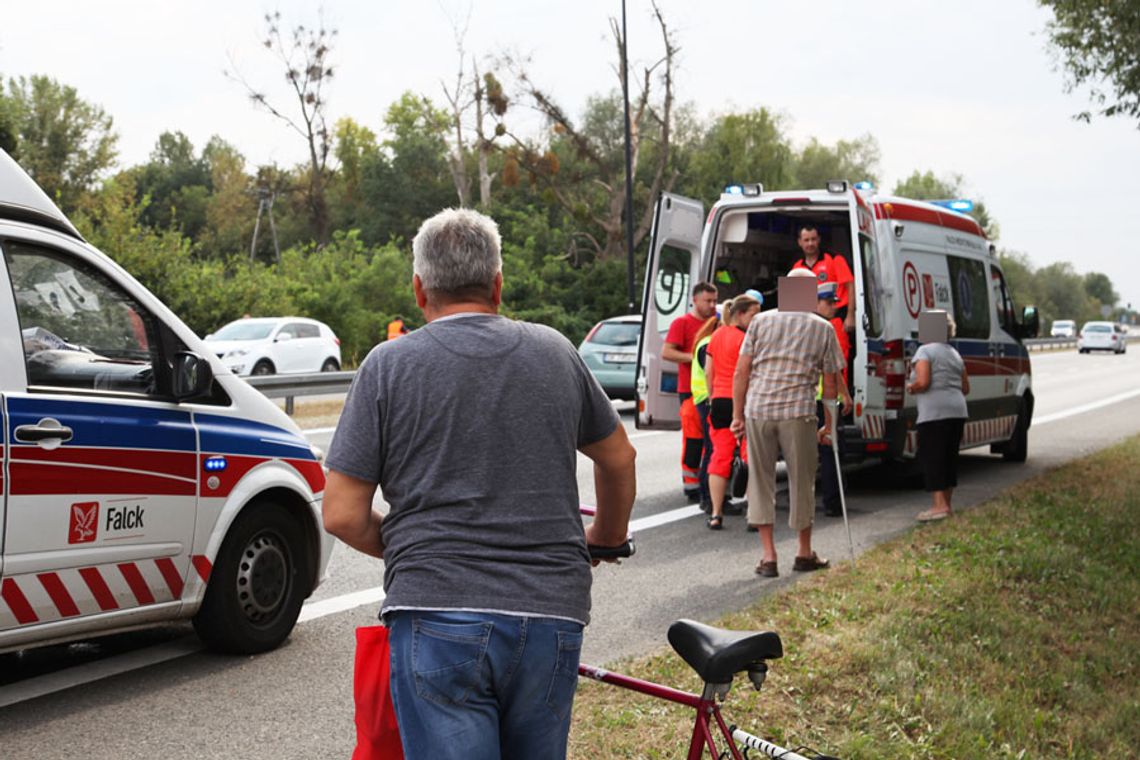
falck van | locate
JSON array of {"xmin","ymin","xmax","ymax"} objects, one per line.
[
  {"xmin": 0, "ymin": 150, "xmax": 333, "ymax": 655},
  {"xmin": 637, "ymin": 182, "xmax": 1039, "ymax": 466}
]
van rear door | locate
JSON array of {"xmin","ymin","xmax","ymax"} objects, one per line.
[{"xmin": 637, "ymin": 193, "xmax": 705, "ymax": 430}]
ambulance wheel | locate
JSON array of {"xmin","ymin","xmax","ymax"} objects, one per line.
[
  {"xmin": 1001, "ymin": 400, "xmax": 1029, "ymax": 463},
  {"xmin": 193, "ymin": 502, "xmax": 309, "ymax": 654},
  {"xmin": 251, "ymin": 360, "xmax": 275, "ymax": 376}
]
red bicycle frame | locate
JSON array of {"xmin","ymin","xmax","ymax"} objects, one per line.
[{"xmin": 578, "ymin": 663, "xmax": 744, "ymax": 760}]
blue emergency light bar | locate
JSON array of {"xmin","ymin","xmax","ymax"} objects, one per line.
[
  {"xmin": 929, "ymin": 199, "xmax": 975, "ymax": 213},
  {"xmin": 204, "ymin": 456, "xmax": 228, "ymax": 472},
  {"xmin": 853, "ymin": 181, "xmax": 874, "ymax": 190},
  {"xmin": 723, "ymin": 183, "xmax": 763, "ymax": 196}
]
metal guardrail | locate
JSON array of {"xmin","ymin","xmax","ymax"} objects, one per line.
[
  {"xmin": 244, "ymin": 370, "xmax": 356, "ymax": 414},
  {"xmin": 245, "ymin": 333, "xmax": 1139, "ymax": 413}
]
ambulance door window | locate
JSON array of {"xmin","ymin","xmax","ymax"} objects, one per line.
[
  {"xmin": 858, "ymin": 234, "xmax": 882, "ymax": 337},
  {"xmin": 945, "ymin": 256, "xmax": 990, "ymax": 340},
  {"xmin": 991, "ymin": 265, "xmax": 1016, "ymax": 336},
  {"xmin": 654, "ymin": 245, "xmax": 692, "ymax": 340},
  {"xmin": 4, "ymin": 242, "xmax": 162, "ymax": 397}
]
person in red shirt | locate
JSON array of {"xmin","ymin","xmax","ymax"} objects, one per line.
[
  {"xmin": 662, "ymin": 281, "xmax": 718, "ymax": 501},
  {"xmin": 789, "ymin": 225, "xmax": 856, "ymax": 333},
  {"xmin": 704, "ymin": 294, "xmax": 760, "ymax": 528}
]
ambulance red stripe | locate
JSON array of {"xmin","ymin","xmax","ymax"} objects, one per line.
[
  {"xmin": 118, "ymin": 563, "xmax": 156, "ymax": 605},
  {"xmin": 2, "ymin": 578, "xmax": 39, "ymax": 625},
  {"xmin": 154, "ymin": 558, "xmax": 184, "ymax": 600},
  {"xmin": 37, "ymin": 572, "xmax": 81, "ymax": 618},
  {"xmin": 192, "ymin": 555, "xmax": 212, "ymax": 582},
  {"xmin": 8, "ymin": 462, "xmax": 196, "ymax": 496},
  {"xmin": 79, "ymin": 567, "xmax": 119, "ymax": 611},
  {"xmin": 11, "ymin": 447, "xmax": 197, "ymax": 479}
]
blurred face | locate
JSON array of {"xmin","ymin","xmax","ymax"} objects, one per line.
[
  {"xmin": 798, "ymin": 229, "xmax": 821, "ymax": 259},
  {"xmin": 817, "ymin": 297, "xmax": 837, "ymax": 319},
  {"xmin": 692, "ymin": 290, "xmax": 718, "ymax": 320}
]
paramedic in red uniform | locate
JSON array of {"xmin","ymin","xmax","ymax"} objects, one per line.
[
  {"xmin": 661, "ymin": 281, "xmax": 718, "ymax": 501},
  {"xmin": 790, "ymin": 225, "xmax": 856, "ymax": 333}
]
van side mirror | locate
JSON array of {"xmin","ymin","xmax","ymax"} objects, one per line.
[
  {"xmin": 173, "ymin": 351, "xmax": 213, "ymax": 400},
  {"xmin": 1021, "ymin": 306, "xmax": 1040, "ymax": 339}
]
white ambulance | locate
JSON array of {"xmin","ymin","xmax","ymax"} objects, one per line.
[
  {"xmin": 636, "ymin": 182, "xmax": 1039, "ymax": 465},
  {"xmin": 0, "ymin": 150, "xmax": 333, "ymax": 655}
]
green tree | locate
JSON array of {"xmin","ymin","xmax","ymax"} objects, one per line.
[
  {"xmin": 1039, "ymin": 0, "xmax": 1140, "ymax": 124},
  {"xmin": 131, "ymin": 131, "xmax": 212, "ymax": 237},
  {"xmin": 4, "ymin": 75, "xmax": 118, "ymax": 212},
  {"xmin": 790, "ymin": 133, "xmax": 880, "ymax": 190},
  {"xmin": 1082, "ymin": 271, "xmax": 1118, "ymax": 306},
  {"xmin": 892, "ymin": 170, "xmax": 999, "ymax": 240},
  {"xmin": 681, "ymin": 108, "xmax": 794, "ymax": 202}
]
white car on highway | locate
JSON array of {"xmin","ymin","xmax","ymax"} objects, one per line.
[
  {"xmin": 1078, "ymin": 321, "xmax": 1126, "ymax": 354},
  {"xmin": 205, "ymin": 317, "xmax": 342, "ymax": 376},
  {"xmin": 1050, "ymin": 319, "xmax": 1076, "ymax": 338}
]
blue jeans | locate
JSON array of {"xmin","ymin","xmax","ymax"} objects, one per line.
[{"xmin": 386, "ymin": 610, "xmax": 584, "ymax": 760}]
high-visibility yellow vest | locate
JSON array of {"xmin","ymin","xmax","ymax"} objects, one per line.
[{"xmin": 690, "ymin": 334, "xmax": 713, "ymax": 405}]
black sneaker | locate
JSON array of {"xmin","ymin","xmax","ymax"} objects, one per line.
[
  {"xmin": 722, "ymin": 499, "xmax": 745, "ymax": 516},
  {"xmin": 684, "ymin": 489, "xmax": 702, "ymax": 504},
  {"xmin": 699, "ymin": 498, "xmax": 712, "ymax": 514}
]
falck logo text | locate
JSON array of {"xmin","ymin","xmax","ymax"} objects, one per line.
[{"xmin": 69, "ymin": 501, "xmax": 99, "ymax": 544}]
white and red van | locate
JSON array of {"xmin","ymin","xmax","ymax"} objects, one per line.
[
  {"xmin": 636, "ymin": 182, "xmax": 1039, "ymax": 465},
  {"xmin": 0, "ymin": 150, "xmax": 333, "ymax": 655}
]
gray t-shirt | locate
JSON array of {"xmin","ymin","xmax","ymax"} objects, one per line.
[
  {"xmin": 324, "ymin": 313, "xmax": 619, "ymax": 625},
  {"xmin": 912, "ymin": 342, "xmax": 968, "ymax": 424}
]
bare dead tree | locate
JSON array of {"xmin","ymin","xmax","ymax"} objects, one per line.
[
  {"xmin": 226, "ymin": 11, "xmax": 336, "ymax": 244},
  {"xmin": 438, "ymin": 2, "xmax": 504, "ymax": 208},
  {"xmin": 501, "ymin": 0, "xmax": 678, "ymax": 261}
]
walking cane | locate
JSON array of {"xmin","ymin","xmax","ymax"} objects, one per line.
[{"xmin": 824, "ymin": 399, "xmax": 856, "ymax": 565}]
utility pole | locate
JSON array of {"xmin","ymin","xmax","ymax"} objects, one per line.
[
  {"xmin": 621, "ymin": 0, "xmax": 637, "ymax": 314},
  {"xmin": 250, "ymin": 187, "xmax": 281, "ymax": 263}
]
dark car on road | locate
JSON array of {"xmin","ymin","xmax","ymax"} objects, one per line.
[{"xmin": 578, "ymin": 315, "xmax": 641, "ymax": 400}]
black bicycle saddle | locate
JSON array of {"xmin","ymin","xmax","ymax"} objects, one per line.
[{"xmin": 667, "ymin": 619, "xmax": 783, "ymax": 684}]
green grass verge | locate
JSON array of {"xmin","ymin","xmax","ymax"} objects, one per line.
[{"xmin": 570, "ymin": 437, "xmax": 1140, "ymax": 759}]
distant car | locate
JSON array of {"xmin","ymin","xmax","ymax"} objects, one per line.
[
  {"xmin": 1078, "ymin": 321, "xmax": 1126, "ymax": 354},
  {"xmin": 1050, "ymin": 319, "xmax": 1076, "ymax": 338},
  {"xmin": 205, "ymin": 317, "xmax": 342, "ymax": 375},
  {"xmin": 578, "ymin": 315, "xmax": 641, "ymax": 400}
]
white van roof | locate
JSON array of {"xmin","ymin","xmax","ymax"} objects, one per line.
[{"xmin": 0, "ymin": 149, "xmax": 83, "ymax": 240}]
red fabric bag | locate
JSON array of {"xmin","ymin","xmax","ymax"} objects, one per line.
[{"xmin": 352, "ymin": 626, "xmax": 404, "ymax": 760}]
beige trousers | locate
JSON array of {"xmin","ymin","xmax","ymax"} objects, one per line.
[{"xmin": 744, "ymin": 416, "xmax": 818, "ymax": 532}]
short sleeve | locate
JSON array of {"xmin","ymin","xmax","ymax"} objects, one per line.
[
  {"xmin": 665, "ymin": 318, "xmax": 685, "ymax": 348},
  {"xmin": 831, "ymin": 254, "xmax": 855, "ymax": 285},
  {"xmin": 821, "ymin": 326, "xmax": 844, "ymax": 373},
  {"xmin": 325, "ymin": 351, "xmax": 384, "ymax": 483},
  {"xmin": 573, "ymin": 347, "xmax": 620, "ymax": 448},
  {"xmin": 740, "ymin": 318, "xmax": 760, "ymax": 357}
]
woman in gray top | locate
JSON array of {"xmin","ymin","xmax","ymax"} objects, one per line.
[{"xmin": 906, "ymin": 313, "xmax": 971, "ymax": 521}]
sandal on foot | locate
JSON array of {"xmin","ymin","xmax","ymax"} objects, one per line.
[
  {"xmin": 792, "ymin": 552, "xmax": 830, "ymax": 572},
  {"xmin": 755, "ymin": 559, "xmax": 778, "ymax": 578},
  {"xmin": 916, "ymin": 509, "xmax": 951, "ymax": 522},
  {"xmin": 706, "ymin": 515, "xmax": 723, "ymax": 530}
]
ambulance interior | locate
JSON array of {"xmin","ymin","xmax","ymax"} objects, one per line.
[
  {"xmin": 709, "ymin": 208, "xmax": 853, "ymax": 310},
  {"xmin": 709, "ymin": 206, "xmax": 857, "ymax": 396}
]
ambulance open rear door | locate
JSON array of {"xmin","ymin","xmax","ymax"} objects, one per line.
[{"xmin": 636, "ymin": 192, "xmax": 704, "ymax": 430}]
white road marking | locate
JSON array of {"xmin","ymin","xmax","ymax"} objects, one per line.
[
  {"xmin": 296, "ymin": 586, "xmax": 385, "ymax": 623},
  {"xmin": 1033, "ymin": 387, "xmax": 1140, "ymax": 426},
  {"xmin": 302, "ymin": 425, "xmax": 337, "ymax": 435}
]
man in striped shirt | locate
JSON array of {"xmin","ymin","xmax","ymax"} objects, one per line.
[{"xmin": 731, "ymin": 272, "xmax": 844, "ymax": 578}]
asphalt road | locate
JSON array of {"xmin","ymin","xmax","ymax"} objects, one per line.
[{"xmin": 2, "ymin": 347, "xmax": 1139, "ymax": 759}]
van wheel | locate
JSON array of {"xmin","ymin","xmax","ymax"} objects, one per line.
[
  {"xmin": 193, "ymin": 501, "xmax": 309, "ymax": 654},
  {"xmin": 1001, "ymin": 400, "xmax": 1029, "ymax": 463},
  {"xmin": 251, "ymin": 360, "xmax": 275, "ymax": 376},
  {"xmin": 320, "ymin": 358, "xmax": 340, "ymax": 372}
]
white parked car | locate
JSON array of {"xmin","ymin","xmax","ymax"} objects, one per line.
[
  {"xmin": 1078, "ymin": 321, "xmax": 1126, "ymax": 354},
  {"xmin": 206, "ymin": 317, "xmax": 342, "ymax": 375}
]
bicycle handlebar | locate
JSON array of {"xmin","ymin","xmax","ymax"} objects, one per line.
[{"xmin": 587, "ymin": 538, "xmax": 636, "ymax": 561}]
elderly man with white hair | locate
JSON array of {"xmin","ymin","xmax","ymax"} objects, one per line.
[
  {"xmin": 322, "ymin": 208, "xmax": 636, "ymax": 760},
  {"xmin": 730, "ymin": 268, "xmax": 844, "ymax": 578}
]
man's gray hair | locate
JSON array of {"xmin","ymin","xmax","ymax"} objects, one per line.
[{"xmin": 412, "ymin": 208, "xmax": 502, "ymax": 294}]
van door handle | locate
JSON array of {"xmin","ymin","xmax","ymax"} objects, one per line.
[{"xmin": 14, "ymin": 418, "xmax": 74, "ymax": 443}]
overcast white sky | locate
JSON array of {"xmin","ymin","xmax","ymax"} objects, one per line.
[{"xmin": 4, "ymin": 0, "xmax": 1139, "ymax": 309}]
